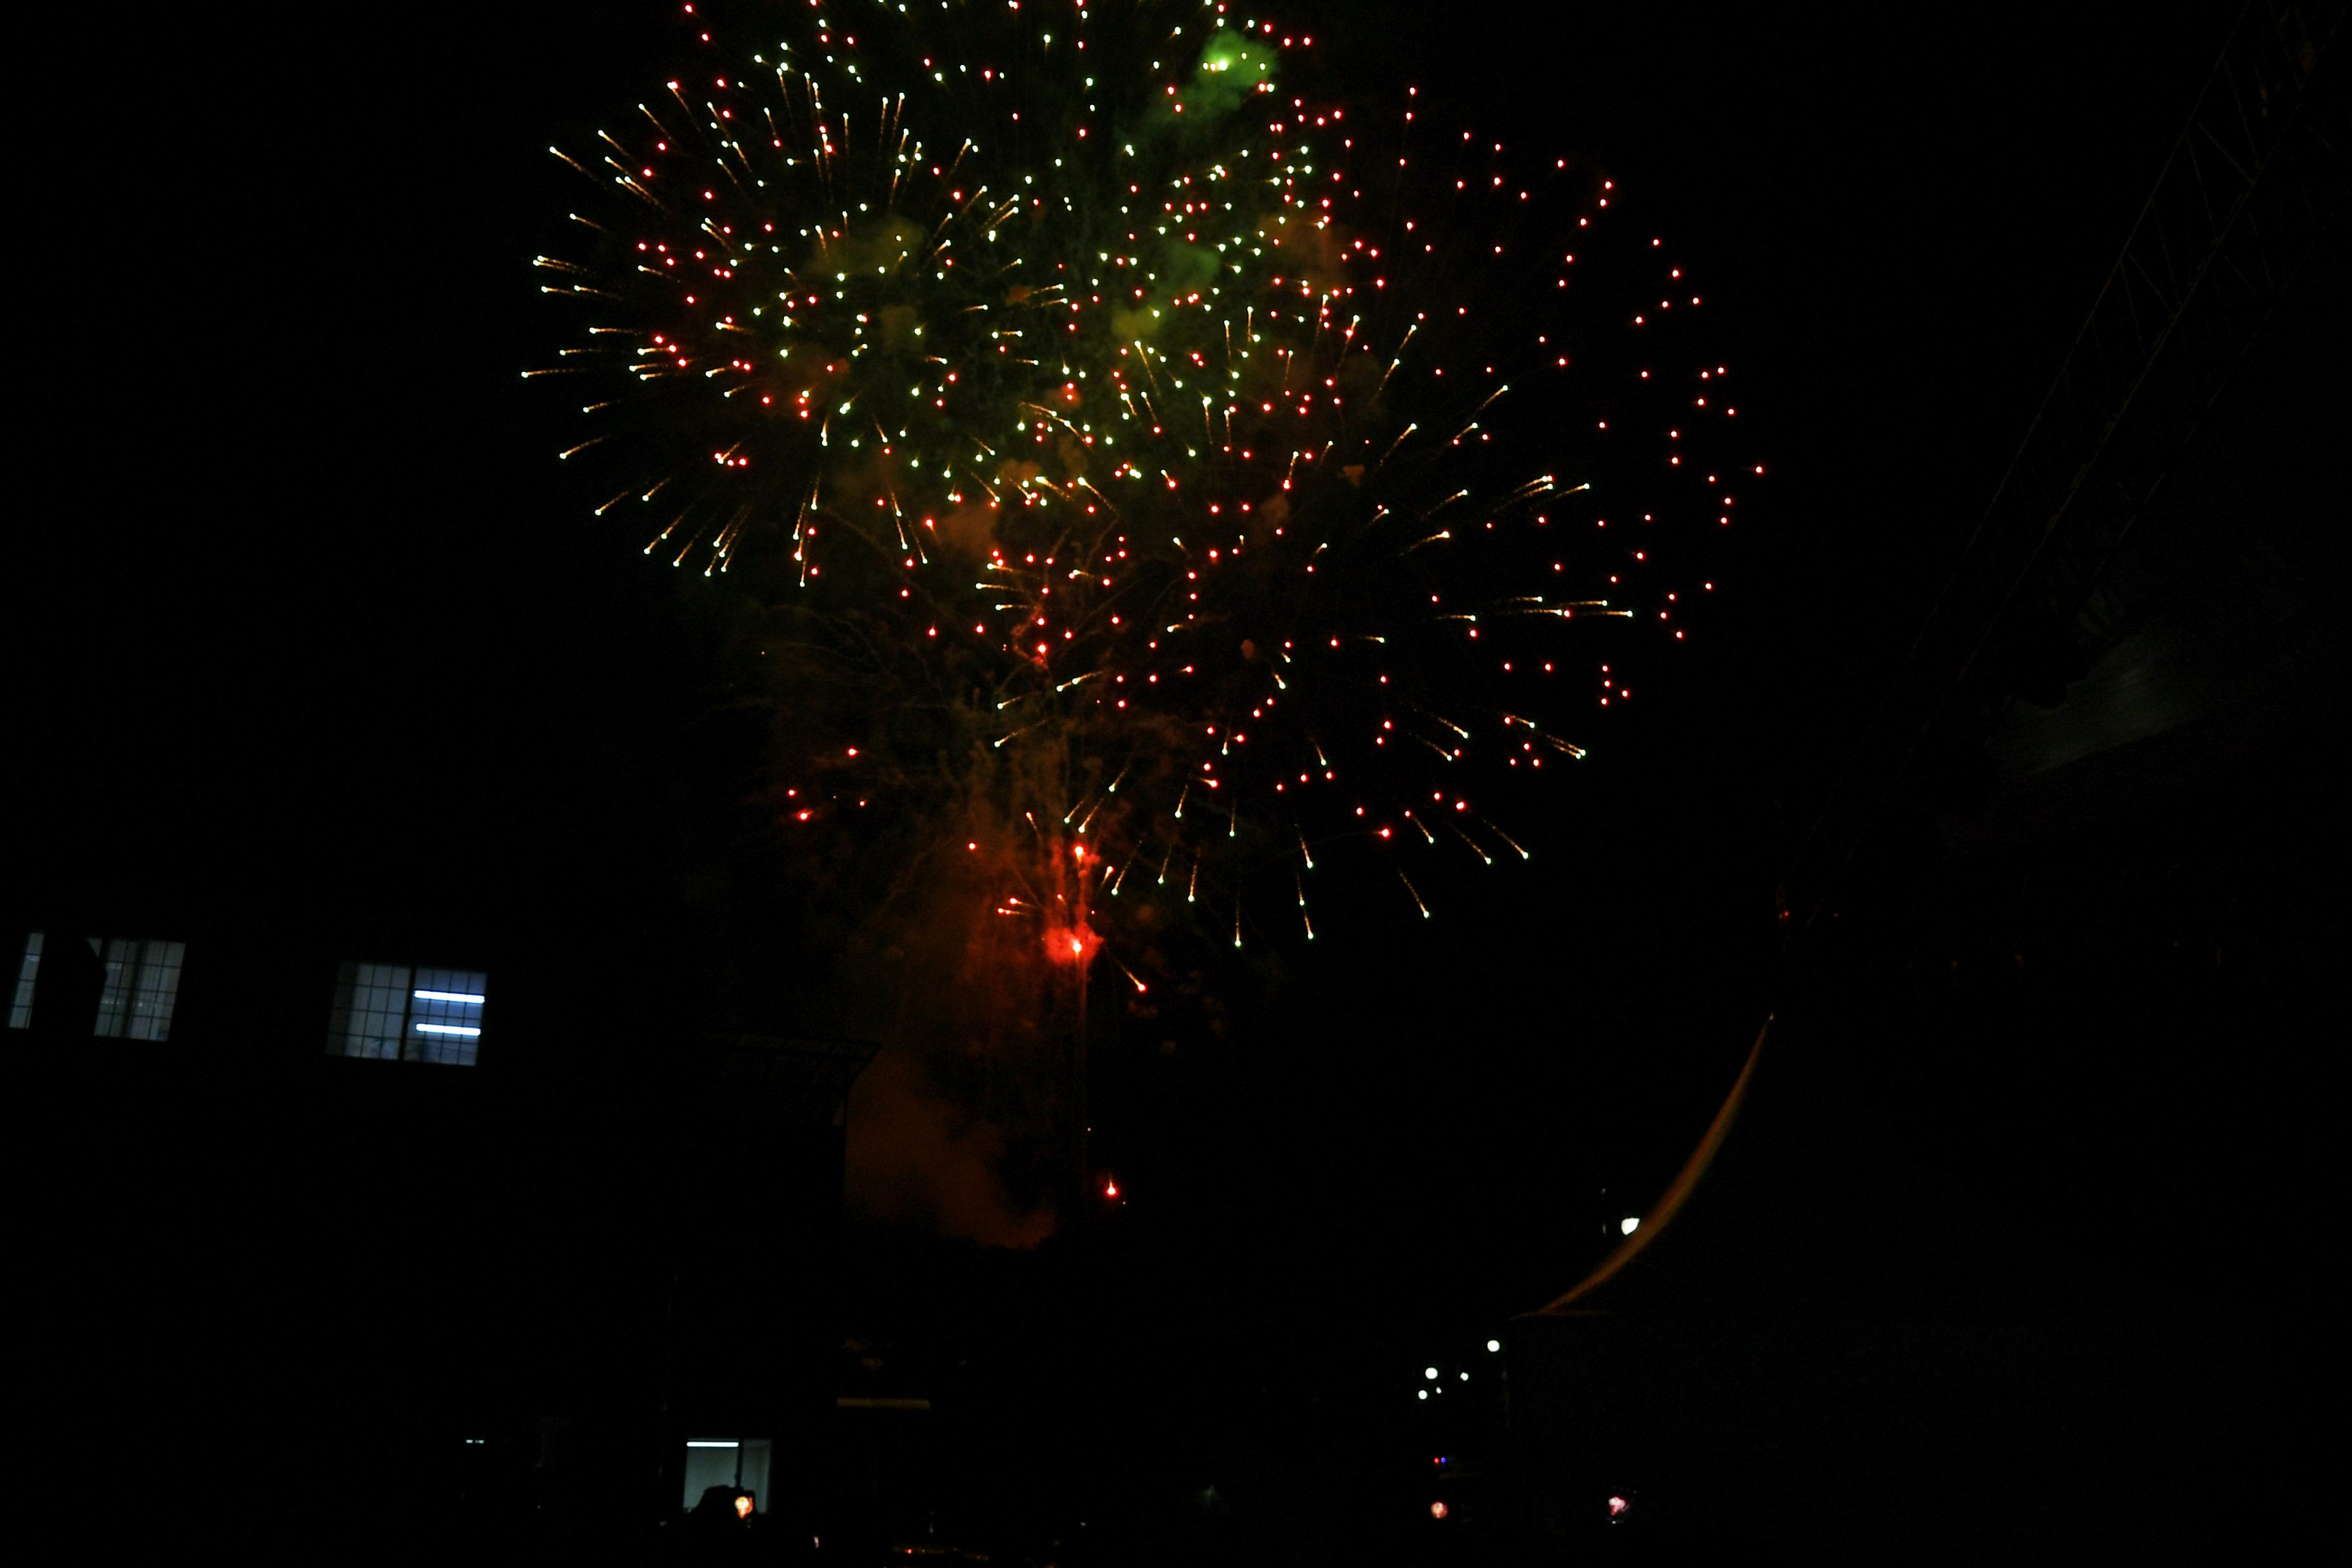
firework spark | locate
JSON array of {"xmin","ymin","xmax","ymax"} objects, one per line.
[{"xmin": 536, "ymin": 0, "xmax": 1758, "ymax": 979}]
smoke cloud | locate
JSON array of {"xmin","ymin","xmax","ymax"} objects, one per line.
[{"xmin": 845, "ymin": 1045, "xmax": 1057, "ymax": 1248}]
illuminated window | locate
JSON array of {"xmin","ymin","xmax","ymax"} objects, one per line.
[
  {"xmin": 93, "ymin": 937, "xmax": 186, "ymax": 1040},
  {"xmin": 327, "ymin": 962, "xmax": 487, "ymax": 1066},
  {"xmin": 7, "ymin": 932, "xmax": 41, "ymax": 1029},
  {"xmin": 681, "ymin": 1439, "xmax": 771, "ymax": 1514},
  {"xmin": 8, "ymin": 932, "xmax": 188, "ymax": 1039}
]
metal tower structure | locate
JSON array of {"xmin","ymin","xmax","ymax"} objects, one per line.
[{"xmin": 1783, "ymin": 0, "xmax": 2348, "ymax": 941}]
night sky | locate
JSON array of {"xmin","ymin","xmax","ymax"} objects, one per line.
[{"xmin": 12, "ymin": 0, "xmax": 2340, "ymax": 1551}]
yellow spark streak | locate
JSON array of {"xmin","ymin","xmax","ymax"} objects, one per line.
[
  {"xmin": 1374, "ymin": 422, "xmax": 1418, "ymax": 472},
  {"xmin": 993, "ymin": 719, "xmax": 1048, "ymax": 749},
  {"xmin": 1480, "ymin": 818, "xmax": 1532, "ymax": 860},
  {"xmin": 1396, "ymin": 869, "xmax": 1431, "ymax": 919}
]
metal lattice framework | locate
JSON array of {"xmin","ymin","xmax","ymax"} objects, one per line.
[{"xmin": 1785, "ymin": 0, "xmax": 2348, "ymax": 941}]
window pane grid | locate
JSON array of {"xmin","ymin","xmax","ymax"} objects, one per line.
[
  {"xmin": 328, "ymin": 962, "xmax": 485, "ymax": 1066},
  {"xmin": 7, "ymin": 932, "xmax": 39, "ymax": 1030},
  {"xmin": 125, "ymin": 941, "xmax": 184, "ymax": 1041},
  {"xmin": 94, "ymin": 937, "xmax": 186, "ymax": 1041},
  {"xmin": 407, "ymin": 966, "xmax": 485, "ymax": 1066},
  {"xmin": 95, "ymin": 939, "xmax": 133, "ymax": 1036}
]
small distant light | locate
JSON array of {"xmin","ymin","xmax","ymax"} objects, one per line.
[
  {"xmin": 734, "ymin": 1494, "xmax": 754, "ymax": 1520},
  {"xmin": 1609, "ymin": 1494, "xmax": 1631, "ymax": 1518},
  {"xmin": 1424, "ymin": 1367, "xmax": 1438, "ymax": 1380},
  {"xmin": 1485, "ymin": 1339, "xmax": 1501, "ymax": 1353},
  {"xmin": 1416, "ymin": 1390, "xmax": 1428, "ymax": 1401},
  {"xmin": 1620, "ymin": 1216, "xmax": 1641, "ymax": 1235},
  {"xmin": 1429, "ymin": 1501, "xmax": 1449, "ymax": 1520},
  {"xmin": 1458, "ymin": 1372, "xmax": 1469, "ymax": 1382}
]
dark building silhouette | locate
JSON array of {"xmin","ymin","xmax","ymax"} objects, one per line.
[
  {"xmin": 5, "ymin": 909, "xmax": 872, "ymax": 1556},
  {"xmin": 1493, "ymin": 9, "xmax": 2343, "ymax": 1542}
]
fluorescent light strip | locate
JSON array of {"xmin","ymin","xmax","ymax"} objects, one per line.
[
  {"xmin": 414, "ymin": 990, "xmax": 485, "ymax": 1004},
  {"xmin": 414, "ymin": 1024, "xmax": 482, "ymax": 1037},
  {"xmin": 686, "ymin": 1440, "xmax": 738, "ymax": 1449}
]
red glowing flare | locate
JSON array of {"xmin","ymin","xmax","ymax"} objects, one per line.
[{"xmin": 1046, "ymin": 925, "xmax": 1101, "ymax": 966}]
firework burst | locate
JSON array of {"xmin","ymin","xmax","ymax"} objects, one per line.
[{"xmin": 534, "ymin": 0, "xmax": 1759, "ymax": 987}]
